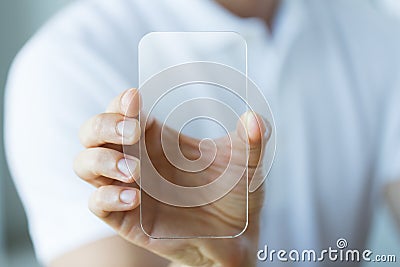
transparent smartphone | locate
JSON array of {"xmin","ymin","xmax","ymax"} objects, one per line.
[{"xmin": 122, "ymin": 32, "xmax": 275, "ymax": 239}]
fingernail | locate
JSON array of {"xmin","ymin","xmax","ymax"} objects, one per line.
[
  {"xmin": 121, "ymin": 89, "xmax": 135, "ymax": 111},
  {"xmin": 245, "ymin": 112, "xmax": 257, "ymax": 131},
  {"xmin": 116, "ymin": 120, "xmax": 137, "ymax": 137},
  {"xmin": 118, "ymin": 158, "xmax": 137, "ymax": 178},
  {"xmin": 120, "ymin": 189, "xmax": 136, "ymax": 204},
  {"xmin": 245, "ymin": 111, "xmax": 265, "ymax": 143}
]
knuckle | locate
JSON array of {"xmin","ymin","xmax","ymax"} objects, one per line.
[
  {"xmin": 92, "ymin": 113, "xmax": 107, "ymax": 137},
  {"xmin": 87, "ymin": 148, "xmax": 108, "ymax": 174},
  {"xmin": 88, "ymin": 193, "xmax": 109, "ymax": 218},
  {"xmin": 88, "ymin": 192, "xmax": 99, "ymax": 211},
  {"xmin": 73, "ymin": 152, "xmax": 85, "ymax": 177},
  {"xmin": 79, "ymin": 113, "xmax": 109, "ymax": 147},
  {"xmin": 78, "ymin": 123, "xmax": 91, "ymax": 147},
  {"xmin": 93, "ymin": 187, "xmax": 107, "ymax": 206}
]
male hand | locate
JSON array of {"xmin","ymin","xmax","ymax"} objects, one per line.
[{"xmin": 74, "ymin": 88, "xmax": 271, "ymax": 267}]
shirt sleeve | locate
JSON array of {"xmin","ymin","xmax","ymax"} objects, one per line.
[{"xmin": 4, "ymin": 2, "xmax": 138, "ymax": 264}]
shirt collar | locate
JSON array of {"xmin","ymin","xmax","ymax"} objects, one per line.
[{"xmin": 190, "ymin": 0, "xmax": 306, "ymax": 56}]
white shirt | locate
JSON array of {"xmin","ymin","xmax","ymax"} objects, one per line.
[{"xmin": 5, "ymin": 0, "xmax": 400, "ymax": 266}]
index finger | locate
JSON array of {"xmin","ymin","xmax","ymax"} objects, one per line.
[{"xmin": 106, "ymin": 88, "xmax": 141, "ymax": 117}]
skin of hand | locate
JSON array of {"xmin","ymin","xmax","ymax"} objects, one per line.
[{"xmin": 74, "ymin": 88, "xmax": 271, "ymax": 267}]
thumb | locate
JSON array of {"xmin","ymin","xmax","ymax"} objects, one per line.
[
  {"xmin": 236, "ymin": 111, "xmax": 271, "ymax": 191},
  {"xmin": 237, "ymin": 111, "xmax": 269, "ymax": 149}
]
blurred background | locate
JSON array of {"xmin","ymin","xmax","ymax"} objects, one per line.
[
  {"xmin": 0, "ymin": 0, "xmax": 400, "ymax": 266},
  {"xmin": 0, "ymin": 2, "xmax": 73, "ymax": 266}
]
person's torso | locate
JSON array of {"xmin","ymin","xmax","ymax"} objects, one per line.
[{"xmin": 41, "ymin": 0, "xmax": 400, "ymax": 265}]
